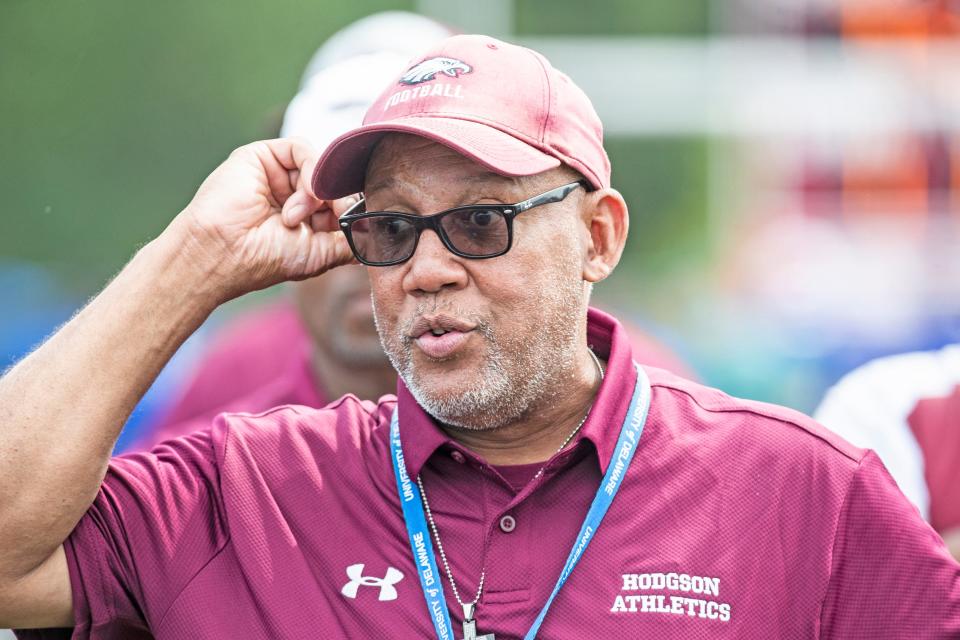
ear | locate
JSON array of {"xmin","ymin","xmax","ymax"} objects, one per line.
[{"xmin": 581, "ymin": 187, "xmax": 629, "ymax": 283}]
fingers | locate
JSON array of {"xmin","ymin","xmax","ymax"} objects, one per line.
[
  {"xmin": 312, "ymin": 227, "xmax": 359, "ymax": 271},
  {"xmin": 309, "ymin": 211, "xmax": 340, "ymax": 233},
  {"xmin": 304, "ymin": 193, "xmax": 362, "ymax": 236},
  {"xmin": 301, "ymin": 192, "xmax": 362, "ymax": 235},
  {"xmin": 331, "ymin": 194, "xmax": 361, "ymax": 217},
  {"xmin": 269, "ymin": 136, "xmax": 320, "ymax": 201},
  {"xmin": 270, "ymin": 137, "xmax": 334, "ymax": 229},
  {"xmin": 264, "ymin": 139, "xmax": 357, "ymax": 267},
  {"xmin": 282, "ymin": 191, "xmax": 328, "ymax": 227},
  {"xmin": 244, "ymin": 140, "xmax": 300, "ymax": 206},
  {"xmin": 240, "ymin": 138, "xmax": 320, "ymax": 225},
  {"xmin": 256, "ymin": 136, "xmax": 315, "ymax": 175},
  {"xmin": 234, "ymin": 138, "xmax": 352, "ymax": 242},
  {"xmin": 286, "ymin": 221, "xmax": 358, "ymax": 280}
]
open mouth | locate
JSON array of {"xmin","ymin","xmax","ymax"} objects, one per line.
[
  {"xmin": 408, "ymin": 314, "xmax": 477, "ymax": 359},
  {"xmin": 415, "ymin": 329, "xmax": 471, "ymax": 359}
]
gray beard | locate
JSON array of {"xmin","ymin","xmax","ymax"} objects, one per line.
[
  {"xmin": 372, "ymin": 282, "xmax": 587, "ymax": 431},
  {"xmin": 398, "ymin": 320, "xmax": 555, "ymax": 430}
]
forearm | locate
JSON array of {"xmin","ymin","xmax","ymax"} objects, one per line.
[{"xmin": 0, "ymin": 226, "xmax": 223, "ymax": 580}]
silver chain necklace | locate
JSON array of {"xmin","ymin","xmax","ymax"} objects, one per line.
[{"xmin": 416, "ymin": 348, "xmax": 605, "ymax": 639}]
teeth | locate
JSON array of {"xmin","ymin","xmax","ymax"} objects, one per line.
[{"xmin": 430, "ymin": 328, "xmax": 447, "ymax": 336}]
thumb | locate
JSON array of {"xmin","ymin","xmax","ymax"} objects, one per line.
[
  {"xmin": 308, "ymin": 227, "xmax": 358, "ymax": 274},
  {"xmin": 282, "ymin": 189, "xmax": 328, "ymax": 228},
  {"xmin": 331, "ymin": 194, "xmax": 362, "ymax": 217},
  {"xmin": 309, "ymin": 194, "xmax": 362, "ymax": 233}
]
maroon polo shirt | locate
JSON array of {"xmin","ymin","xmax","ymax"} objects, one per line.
[{"xmin": 18, "ymin": 310, "xmax": 960, "ymax": 639}]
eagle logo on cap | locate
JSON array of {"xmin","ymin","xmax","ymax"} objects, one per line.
[{"xmin": 399, "ymin": 57, "xmax": 472, "ymax": 85}]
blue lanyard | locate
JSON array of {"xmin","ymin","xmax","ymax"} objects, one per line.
[{"xmin": 390, "ymin": 362, "xmax": 651, "ymax": 640}]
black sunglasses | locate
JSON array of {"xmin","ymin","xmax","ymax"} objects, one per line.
[{"xmin": 338, "ymin": 180, "xmax": 589, "ymax": 267}]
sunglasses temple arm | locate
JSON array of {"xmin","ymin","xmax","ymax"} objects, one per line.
[
  {"xmin": 341, "ymin": 197, "xmax": 367, "ymax": 217},
  {"xmin": 514, "ymin": 182, "xmax": 584, "ymax": 213}
]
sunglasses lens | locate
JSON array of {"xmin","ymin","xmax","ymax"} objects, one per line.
[
  {"xmin": 440, "ymin": 208, "xmax": 509, "ymax": 257},
  {"xmin": 349, "ymin": 215, "xmax": 418, "ymax": 264}
]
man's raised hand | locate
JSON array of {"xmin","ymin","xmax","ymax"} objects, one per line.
[{"xmin": 172, "ymin": 138, "xmax": 357, "ymax": 301}]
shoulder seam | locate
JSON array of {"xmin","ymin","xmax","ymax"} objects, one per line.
[
  {"xmin": 216, "ymin": 393, "xmax": 381, "ymax": 422},
  {"xmin": 814, "ymin": 451, "xmax": 868, "ymax": 638},
  {"xmin": 649, "ymin": 380, "xmax": 866, "ymax": 464}
]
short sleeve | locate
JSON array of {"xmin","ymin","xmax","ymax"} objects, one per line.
[
  {"xmin": 814, "ymin": 367, "xmax": 930, "ymax": 518},
  {"xmin": 819, "ymin": 451, "xmax": 960, "ymax": 639},
  {"xmin": 16, "ymin": 428, "xmax": 228, "ymax": 639}
]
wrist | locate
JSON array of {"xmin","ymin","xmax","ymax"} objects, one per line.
[
  {"xmin": 148, "ymin": 218, "xmax": 236, "ymax": 310},
  {"xmin": 156, "ymin": 213, "xmax": 245, "ymax": 307}
]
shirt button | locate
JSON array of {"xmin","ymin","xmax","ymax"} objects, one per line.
[
  {"xmin": 499, "ymin": 515, "xmax": 517, "ymax": 533},
  {"xmin": 450, "ymin": 450, "xmax": 466, "ymax": 464}
]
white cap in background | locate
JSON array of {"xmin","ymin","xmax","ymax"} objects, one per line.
[{"xmin": 280, "ymin": 11, "xmax": 455, "ymax": 153}]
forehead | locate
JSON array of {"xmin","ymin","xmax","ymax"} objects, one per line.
[{"xmin": 364, "ymin": 134, "xmax": 524, "ymax": 202}]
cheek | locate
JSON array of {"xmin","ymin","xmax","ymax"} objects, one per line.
[
  {"xmin": 472, "ymin": 242, "xmax": 578, "ymax": 319},
  {"xmin": 368, "ymin": 268, "xmax": 404, "ymax": 325},
  {"xmin": 493, "ymin": 222, "xmax": 581, "ymax": 290}
]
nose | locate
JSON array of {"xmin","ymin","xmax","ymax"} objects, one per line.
[{"xmin": 401, "ymin": 229, "xmax": 468, "ymax": 296}]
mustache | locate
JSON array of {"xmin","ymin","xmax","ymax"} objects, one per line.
[{"xmin": 398, "ymin": 301, "xmax": 493, "ymax": 345}]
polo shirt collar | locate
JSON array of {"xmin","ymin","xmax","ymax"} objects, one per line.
[
  {"xmin": 580, "ymin": 307, "xmax": 640, "ymax": 474},
  {"xmin": 396, "ymin": 306, "xmax": 640, "ymax": 478},
  {"xmin": 396, "ymin": 376, "xmax": 452, "ymax": 478}
]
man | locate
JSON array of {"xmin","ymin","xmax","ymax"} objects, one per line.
[
  {"xmin": 1, "ymin": 35, "xmax": 958, "ymax": 638},
  {"xmin": 815, "ymin": 344, "xmax": 960, "ymax": 561},
  {"xmin": 139, "ymin": 15, "xmax": 694, "ymax": 451}
]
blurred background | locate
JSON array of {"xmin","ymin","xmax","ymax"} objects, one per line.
[{"xmin": 3, "ymin": 0, "xmax": 960, "ymax": 442}]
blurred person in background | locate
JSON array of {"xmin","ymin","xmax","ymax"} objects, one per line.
[
  {"xmin": 136, "ymin": 11, "xmax": 695, "ymax": 451},
  {"xmin": 815, "ymin": 344, "xmax": 960, "ymax": 561}
]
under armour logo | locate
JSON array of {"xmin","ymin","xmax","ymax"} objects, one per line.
[{"xmin": 341, "ymin": 563, "xmax": 404, "ymax": 601}]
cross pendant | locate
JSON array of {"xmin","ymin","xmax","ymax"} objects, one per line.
[{"xmin": 461, "ymin": 603, "xmax": 495, "ymax": 640}]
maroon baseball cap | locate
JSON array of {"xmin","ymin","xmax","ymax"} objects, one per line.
[{"xmin": 311, "ymin": 34, "xmax": 610, "ymax": 199}]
